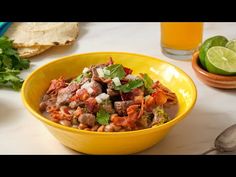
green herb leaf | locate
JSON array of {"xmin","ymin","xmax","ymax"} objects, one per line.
[
  {"xmin": 2, "ymin": 55, "xmax": 13, "ymax": 69},
  {"xmin": 114, "ymin": 79, "xmax": 144, "ymax": 93},
  {"xmin": 0, "ymin": 36, "xmax": 30, "ymax": 91},
  {"xmin": 72, "ymin": 71, "xmax": 92, "ymax": 83},
  {"xmin": 74, "ymin": 74, "xmax": 83, "ymax": 83},
  {"xmin": 16, "ymin": 59, "xmax": 30, "ymax": 70},
  {"xmin": 0, "ymin": 36, "xmax": 13, "ymax": 49},
  {"xmin": 0, "ymin": 69, "xmax": 23, "ymax": 90},
  {"xmin": 142, "ymin": 73, "xmax": 154, "ymax": 94},
  {"xmin": 105, "ymin": 64, "xmax": 125, "ymax": 79},
  {"xmin": 84, "ymin": 71, "xmax": 92, "ymax": 78},
  {"xmin": 96, "ymin": 109, "xmax": 110, "ymax": 125}
]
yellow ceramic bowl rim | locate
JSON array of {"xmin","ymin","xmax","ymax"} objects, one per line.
[{"xmin": 21, "ymin": 51, "xmax": 197, "ymax": 136}]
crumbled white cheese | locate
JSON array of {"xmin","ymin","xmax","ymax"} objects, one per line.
[
  {"xmin": 96, "ymin": 68, "xmax": 104, "ymax": 77},
  {"xmin": 81, "ymin": 81, "xmax": 90, "ymax": 89},
  {"xmin": 112, "ymin": 77, "xmax": 121, "ymax": 86},
  {"xmin": 95, "ymin": 97, "xmax": 102, "ymax": 104},
  {"xmin": 125, "ymin": 74, "xmax": 137, "ymax": 80},
  {"xmin": 86, "ymin": 87, "xmax": 94, "ymax": 94},
  {"xmin": 80, "ymin": 81, "xmax": 94, "ymax": 94},
  {"xmin": 99, "ymin": 93, "xmax": 110, "ymax": 100},
  {"xmin": 95, "ymin": 93, "xmax": 110, "ymax": 104},
  {"xmin": 82, "ymin": 67, "xmax": 90, "ymax": 74},
  {"xmin": 103, "ymin": 68, "xmax": 110, "ymax": 75}
]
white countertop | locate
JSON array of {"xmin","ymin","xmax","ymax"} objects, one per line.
[{"xmin": 1, "ymin": 22, "xmax": 236, "ymax": 155}]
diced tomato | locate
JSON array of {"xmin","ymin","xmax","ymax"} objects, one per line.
[
  {"xmin": 123, "ymin": 67, "xmax": 133, "ymax": 75},
  {"xmin": 151, "ymin": 90, "xmax": 167, "ymax": 105},
  {"xmin": 50, "ymin": 111, "xmax": 62, "ymax": 120},
  {"xmin": 85, "ymin": 97, "xmax": 99, "ymax": 113},
  {"xmin": 69, "ymin": 95, "xmax": 79, "ymax": 102},
  {"xmin": 63, "ymin": 107, "xmax": 70, "ymax": 114},
  {"xmin": 145, "ymin": 95, "xmax": 155, "ymax": 112},
  {"xmin": 111, "ymin": 115, "xmax": 126, "ymax": 126},
  {"xmin": 76, "ymin": 88, "xmax": 90, "ymax": 101},
  {"xmin": 111, "ymin": 104, "xmax": 141, "ymax": 129}
]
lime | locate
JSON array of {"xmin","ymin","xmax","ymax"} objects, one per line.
[
  {"xmin": 226, "ymin": 39, "xmax": 236, "ymax": 52},
  {"xmin": 199, "ymin": 36, "xmax": 228, "ymax": 69},
  {"xmin": 205, "ymin": 46, "xmax": 236, "ymax": 75}
]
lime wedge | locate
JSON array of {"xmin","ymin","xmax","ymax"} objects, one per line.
[
  {"xmin": 205, "ymin": 46, "xmax": 236, "ymax": 75},
  {"xmin": 226, "ymin": 39, "xmax": 236, "ymax": 52},
  {"xmin": 199, "ymin": 36, "xmax": 228, "ymax": 69}
]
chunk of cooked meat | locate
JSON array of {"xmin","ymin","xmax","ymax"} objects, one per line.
[
  {"xmin": 47, "ymin": 76, "xmax": 66, "ymax": 95},
  {"xmin": 42, "ymin": 94, "xmax": 50, "ymax": 101},
  {"xmin": 106, "ymin": 82, "xmax": 119, "ymax": 96},
  {"xmin": 107, "ymin": 89, "xmax": 119, "ymax": 97},
  {"xmin": 56, "ymin": 83, "xmax": 80, "ymax": 106},
  {"xmin": 39, "ymin": 102, "xmax": 47, "ymax": 112},
  {"xmin": 100, "ymin": 101, "xmax": 115, "ymax": 114},
  {"xmin": 39, "ymin": 96, "xmax": 57, "ymax": 112},
  {"xmin": 78, "ymin": 113, "xmax": 96, "ymax": 127},
  {"xmin": 90, "ymin": 80, "xmax": 103, "ymax": 96},
  {"xmin": 114, "ymin": 100, "xmax": 134, "ymax": 116},
  {"xmin": 79, "ymin": 77, "xmax": 90, "ymax": 86}
]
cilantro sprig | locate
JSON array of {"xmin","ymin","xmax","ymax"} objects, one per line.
[
  {"xmin": 0, "ymin": 36, "xmax": 30, "ymax": 90},
  {"xmin": 141, "ymin": 73, "xmax": 154, "ymax": 94},
  {"xmin": 105, "ymin": 64, "xmax": 125, "ymax": 79},
  {"xmin": 96, "ymin": 109, "xmax": 110, "ymax": 125},
  {"xmin": 114, "ymin": 79, "xmax": 144, "ymax": 93}
]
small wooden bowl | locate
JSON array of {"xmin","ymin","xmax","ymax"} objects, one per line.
[{"xmin": 192, "ymin": 52, "xmax": 236, "ymax": 89}]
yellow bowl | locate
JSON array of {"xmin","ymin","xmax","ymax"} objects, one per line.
[{"xmin": 21, "ymin": 52, "xmax": 197, "ymax": 154}]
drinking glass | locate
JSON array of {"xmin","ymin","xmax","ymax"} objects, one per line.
[{"xmin": 160, "ymin": 22, "xmax": 203, "ymax": 60}]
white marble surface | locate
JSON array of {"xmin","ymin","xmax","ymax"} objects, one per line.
[{"xmin": 1, "ymin": 22, "xmax": 236, "ymax": 155}]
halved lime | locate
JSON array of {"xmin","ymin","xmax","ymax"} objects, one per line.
[
  {"xmin": 199, "ymin": 36, "xmax": 228, "ymax": 69},
  {"xmin": 205, "ymin": 46, "xmax": 236, "ymax": 75},
  {"xmin": 226, "ymin": 39, "xmax": 236, "ymax": 52}
]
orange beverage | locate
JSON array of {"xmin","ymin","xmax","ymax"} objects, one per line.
[{"xmin": 160, "ymin": 22, "xmax": 203, "ymax": 59}]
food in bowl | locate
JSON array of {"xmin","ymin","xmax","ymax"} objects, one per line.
[
  {"xmin": 39, "ymin": 58, "xmax": 178, "ymax": 132},
  {"xmin": 22, "ymin": 52, "xmax": 196, "ymax": 154}
]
